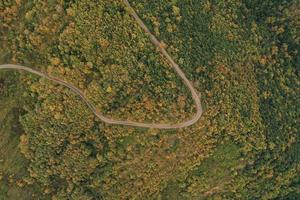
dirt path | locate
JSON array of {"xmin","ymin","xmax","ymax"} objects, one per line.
[{"xmin": 0, "ymin": 1, "xmax": 203, "ymax": 129}]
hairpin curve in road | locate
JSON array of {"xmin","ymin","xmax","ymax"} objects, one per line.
[{"xmin": 0, "ymin": 0, "xmax": 203, "ymax": 129}]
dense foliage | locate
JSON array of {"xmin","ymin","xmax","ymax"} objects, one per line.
[{"xmin": 0, "ymin": 0, "xmax": 299, "ymax": 199}]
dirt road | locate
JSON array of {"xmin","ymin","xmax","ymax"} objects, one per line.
[{"xmin": 0, "ymin": 1, "xmax": 203, "ymax": 129}]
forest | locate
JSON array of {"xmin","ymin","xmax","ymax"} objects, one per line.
[{"xmin": 0, "ymin": 0, "xmax": 299, "ymax": 199}]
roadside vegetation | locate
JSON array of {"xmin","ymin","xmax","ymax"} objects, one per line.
[
  {"xmin": 0, "ymin": 68, "xmax": 46, "ymax": 199},
  {"xmin": 0, "ymin": 0, "xmax": 299, "ymax": 199}
]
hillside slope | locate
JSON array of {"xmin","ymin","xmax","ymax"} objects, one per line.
[{"xmin": 0, "ymin": 0, "xmax": 299, "ymax": 199}]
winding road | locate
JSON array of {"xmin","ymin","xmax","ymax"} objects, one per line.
[{"xmin": 0, "ymin": 0, "xmax": 203, "ymax": 129}]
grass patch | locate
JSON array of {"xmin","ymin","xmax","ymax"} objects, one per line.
[
  {"xmin": 0, "ymin": 58, "xmax": 47, "ymax": 200},
  {"xmin": 160, "ymin": 140, "xmax": 241, "ymax": 199}
]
